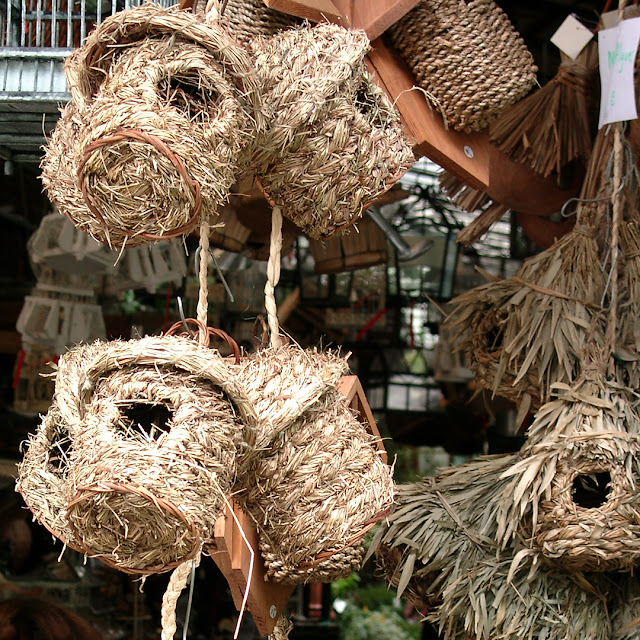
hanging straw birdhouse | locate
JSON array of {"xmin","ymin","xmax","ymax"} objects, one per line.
[
  {"xmin": 373, "ymin": 450, "xmax": 639, "ymax": 640},
  {"xmin": 17, "ymin": 324, "xmax": 247, "ymax": 575},
  {"xmin": 233, "ymin": 345, "xmax": 394, "ymax": 583},
  {"xmin": 499, "ymin": 373, "xmax": 640, "ymax": 573},
  {"xmin": 250, "ymin": 22, "xmax": 415, "ymax": 238},
  {"xmin": 385, "ymin": 0, "xmax": 537, "ymax": 132},
  {"xmin": 41, "ymin": 3, "xmax": 261, "ymax": 248}
]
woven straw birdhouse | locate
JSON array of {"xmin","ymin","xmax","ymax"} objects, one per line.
[{"xmin": 41, "ymin": 3, "xmax": 261, "ymax": 248}]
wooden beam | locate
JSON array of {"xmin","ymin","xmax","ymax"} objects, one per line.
[
  {"xmin": 348, "ymin": 0, "xmax": 421, "ymax": 39},
  {"xmin": 263, "ymin": 0, "xmax": 421, "ymax": 39},
  {"xmin": 263, "ymin": 0, "xmax": 348, "ymax": 26},
  {"xmin": 366, "ymin": 38, "xmax": 489, "ymax": 190},
  {"xmin": 208, "ymin": 505, "xmax": 294, "ymax": 637}
]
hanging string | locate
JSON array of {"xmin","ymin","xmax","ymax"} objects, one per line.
[
  {"xmin": 265, "ymin": 206, "xmax": 283, "ymax": 349},
  {"xmin": 196, "ymin": 216, "xmax": 210, "ymax": 344},
  {"xmin": 606, "ymin": 123, "xmax": 623, "ymax": 371},
  {"xmin": 605, "ymin": 0, "xmax": 629, "ymax": 372},
  {"xmin": 160, "ymin": 554, "xmax": 202, "ymax": 640}
]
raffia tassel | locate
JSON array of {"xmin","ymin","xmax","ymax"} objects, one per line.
[
  {"xmin": 490, "ymin": 44, "xmax": 597, "ymax": 181},
  {"xmin": 457, "ymin": 203, "xmax": 509, "ymax": 246}
]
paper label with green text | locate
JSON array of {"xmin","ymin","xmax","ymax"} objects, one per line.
[{"xmin": 598, "ymin": 17, "xmax": 640, "ymax": 128}]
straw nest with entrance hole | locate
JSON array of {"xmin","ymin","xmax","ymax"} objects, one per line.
[
  {"xmin": 498, "ymin": 373, "xmax": 640, "ymax": 573},
  {"xmin": 250, "ymin": 22, "xmax": 415, "ymax": 238},
  {"xmin": 373, "ymin": 452, "xmax": 640, "ymax": 640},
  {"xmin": 233, "ymin": 346, "xmax": 394, "ymax": 583},
  {"xmin": 18, "ymin": 334, "xmax": 393, "ymax": 583},
  {"xmin": 41, "ymin": 3, "xmax": 261, "ymax": 248},
  {"xmin": 386, "ymin": 0, "xmax": 537, "ymax": 132},
  {"xmin": 445, "ymin": 217, "xmax": 606, "ymax": 412},
  {"xmin": 17, "ymin": 327, "xmax": 250, "ymax": 575}
]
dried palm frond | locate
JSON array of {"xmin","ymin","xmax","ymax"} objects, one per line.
[{"xmin": 373, "ymin": 454, "xmax": 617, "ymax": 640}]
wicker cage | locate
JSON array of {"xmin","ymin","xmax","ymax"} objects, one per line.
[
  {"xmin": 385, "ymin": 0, "xmax": 537, "ymax": 132},
  {"xmin": 41, "ymin": 3, "xmax": 261, "ymax": 248},
  {"xmin": 250, "ymin": 22, "xmax": 415, "ymax": 238},
  {"xmin": 17, "ymin": 330, "xmax": 248, "ymax": 575}
]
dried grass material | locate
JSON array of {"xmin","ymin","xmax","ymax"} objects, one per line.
[
  {"xmin": 386, "ymin": 0, "xmax": 537, "ymax": 132},
  {"xmin": 251, "ymin": 23, "xmax": 414, "ymax": 238},
  {"xmin": 235, "ymin": 345, "xmax": 349, "ymax": 453},
  {"xmin": 494, "ymin": 224, "xmax": 606, "ymax": 405},
  {"xmin": 439, "ymin": 170, "xmax": 491, "ymax": 212},
  {"xmin": 456, "ymin": 203, "xmax": 509, "ymax": 246},
  {"xmin": 490, "ymin": 46, "xmax": 596, "ymax": 179},
  {"xmin": 374, "ymin": 455, "xmax": 617, "ymax": 640},
  {"xmin": 42, "ymin": 3, "xmax": 260, "ymax": 248},
  {"xmin": 239, "ymin": 387, "xmax": 393, "ymax": 583},
  {"xmin": 498, "ymin": 375, "xmax": 640, "ymax": 572},
  {"xmin": 17, "ymin": 335, "xmax": 249, "ymax": 575},
  {"xmin": 443, "ymin": 277, "xmax": 540, "ymax": 407}
]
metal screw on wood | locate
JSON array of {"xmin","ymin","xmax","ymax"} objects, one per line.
[
  {"xmin": 464, "ymin": 146, "xmax": 474, "ymax": 159},
  {"xmin": 270, "ymin": 605, "xmax": 277, "ymax": 618}
]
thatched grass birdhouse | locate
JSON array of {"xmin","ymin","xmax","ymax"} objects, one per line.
[{"xmin": 41, "ymin": 3, "xmax": 261, "ymax": 248}]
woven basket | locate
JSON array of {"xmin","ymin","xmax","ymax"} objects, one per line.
[
  {"xmin": 17, "ymin": 327, "xmax": 250, "ymax": 575},
  {"xmin": 251, "ymin": 23, "xmax": 415, "ymax": 238},
  {"xmin": 215, "ymin": 0, "xmax": 302, "ymax": 45},
  {"xmin": 386, "ymin": 0, "xmax": 537, "ymax": 132},
  {"xmin": 42, "ymin": 4, "xmax": 260, "ymax": 248},
  {"xmin": 208, "ymin": 205, "xmax": 252, "ymax": 254},
  {"xmin": 309, "ymin": 215, "xmax": 388, "ymax": 274}
]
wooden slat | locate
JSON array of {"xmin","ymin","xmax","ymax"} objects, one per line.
[
  {"xmin": 264, "ymin": 0, "xmax": 420, "ymax": 38},
  {"xmin": 264, "ymin": 0, "xmax": 348, "ymax": 26},
  {"xmin": 366, "ymin": 38, "xmax": 490, "ymax": 190},
  {"xmin": 338, "ymin": 375, "xmax": 387, "ymax": 464},
  {"xmin": 348, "ymin": 0, "xmax": 421, "ymax": 39},
  {"xmin": 208, "ymin": 505, "xmax": 294, "ymax": 637}
]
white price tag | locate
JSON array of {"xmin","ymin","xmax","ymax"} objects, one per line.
[
  {"xmin": 550, "ymin": 15, "xmax": 594, "ymax": 59},
  {"xmin": 598, "ymin": 18, "xmax": 640, "ymax": 128}
]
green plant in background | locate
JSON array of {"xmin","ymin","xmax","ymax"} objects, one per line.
[{"xmin": 331, "ymin": 578, "xmax": 422, "ymax": 640}]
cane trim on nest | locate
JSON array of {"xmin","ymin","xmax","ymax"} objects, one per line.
[
  {"xmin": 78, "ymin": 128, "xmax": 203, "ymax": 241},
  {"xmin": 66, "ymin": 481, "xmax": 203, "ymax": 575}
]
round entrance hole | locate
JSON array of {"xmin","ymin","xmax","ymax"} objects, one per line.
[{"xmin": 571, "ymin": 471, "xmax": 612, "ymax": 509}]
